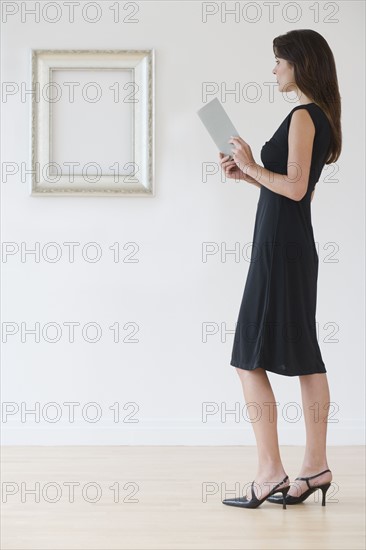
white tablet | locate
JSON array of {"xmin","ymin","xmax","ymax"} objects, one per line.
[{"xmin": 197, "ymin": 98, "xmax": 240, "ymax": 159}]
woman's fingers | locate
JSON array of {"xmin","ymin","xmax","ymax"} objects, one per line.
[
  {"xmin": 220, "ymin": 157, "xmax": 235, "ymax": 167},
  {"xmin": 225, "ymin": 164, "xmax": 238, "ymax": 176},
  {"xmin": 219, "ymin": 154, "xmax": 238, "ymax": 177}
]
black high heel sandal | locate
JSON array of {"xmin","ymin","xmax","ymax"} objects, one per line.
[
  {"xmin": 222, "ymin": 475, "xmax": 290, "ymax": 509},
  {"xmin": 266, "ymin": 469, "xmax": 332, "ymax": 506}
]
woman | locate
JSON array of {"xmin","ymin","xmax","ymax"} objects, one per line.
[{"xmin": 219, "ymin": 29, "xmax": 342, "ymax": 509}]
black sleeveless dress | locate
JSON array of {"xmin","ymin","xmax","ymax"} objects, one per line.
[{"xmin": 230, "ymin": 103, "xmax": 331, "ymax": 376}]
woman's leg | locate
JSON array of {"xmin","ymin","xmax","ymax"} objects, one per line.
[
  {"xmin": 287, "ymin": 372, "xmax": 333, "ymax": 497},
  {"xmin": 236, "ymin": 366, "xmax": 289, "ymax": 500}
]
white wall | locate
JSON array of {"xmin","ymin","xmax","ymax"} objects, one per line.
[{"xmin": 1, "ymin": 1, "xmax": 365, "ymax": 445}]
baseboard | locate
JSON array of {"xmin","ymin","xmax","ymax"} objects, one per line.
[{"xmin": 1, "ymin": 419, "xmax": 364, "ymax": 445}]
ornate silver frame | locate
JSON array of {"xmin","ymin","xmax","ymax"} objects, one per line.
[{"xmin": 31, "ymin": 49, "xmax": 154, "ymax": 196}]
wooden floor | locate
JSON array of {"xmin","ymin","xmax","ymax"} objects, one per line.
[{"xmin": 1, "ymin": 446, "xmax": 364, "ymax": 549}]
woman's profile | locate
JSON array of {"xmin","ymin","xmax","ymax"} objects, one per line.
[{"xmin": 219, "ymin": 29, "xmax": 342, "ymax": 509}]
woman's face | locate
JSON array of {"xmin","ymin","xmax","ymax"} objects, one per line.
[{"xmin": 272, "ymin": 56, "xmax": 295, "ymax": 93}]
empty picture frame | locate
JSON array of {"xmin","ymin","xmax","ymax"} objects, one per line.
[{"xmin": 31, "ymin": 49, "xmax": 154, "ymax": 196}]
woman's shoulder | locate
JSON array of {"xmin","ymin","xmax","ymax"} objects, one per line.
[
  {"xmin": 288, "ymin": 102, "xmax": 329, "ymax": 120},
  {"xmin": 286, "ymin": 103, "xmax": 330, "ymax": 133}
]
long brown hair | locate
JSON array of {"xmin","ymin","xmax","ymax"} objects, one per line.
[{"xmin": 273, "ymin": 29, "xmax": 342, "ymax": 164}]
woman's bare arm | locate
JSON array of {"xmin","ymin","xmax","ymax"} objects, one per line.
[
  {"xmin": 248, "ymin": 178, "xmax": 262, "ymax": 189},
  {"xmin": 219, "ymin": 153, "xmax": 262, "ymax": 188},
  {"xmin": 245, "ymin": 109, "xmax": 315, "ymax": 201}
]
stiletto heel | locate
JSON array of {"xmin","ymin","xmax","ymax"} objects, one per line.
[
  {"xmin": 267, "ymin": 469, "xmax": 332, "ymax": 506},
  {"xmin": 222, "ymin": 474, "xmax": 290, "ymax": 509},
  {"xmin": 281, "ymin": 485, "xmax": 290, "ymax": 509},
  {"xmin": 320, "ymin": 482, "xmax": 331, "ymax": 506}
]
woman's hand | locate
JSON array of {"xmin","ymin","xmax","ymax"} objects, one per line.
[
  {"xmin": 219, "ymin": 152, "xmax": 259, "ymax": 185},
  {"xmin": 228, "ymin": 135, "xmax": 258, "ymax": 177}
]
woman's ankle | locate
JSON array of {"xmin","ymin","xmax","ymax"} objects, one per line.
[
  {"xmin": 298, "ymin": 464, "xmax": 332, "ymax": 477},
  {"xmin": 256, "ymin": 465, "xmax": 288, "ymax": 479}
]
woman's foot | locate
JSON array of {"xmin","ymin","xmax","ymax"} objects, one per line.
[
  {"xmin": 287, "ymin": 467, "xmax": 332, "ymax": 498},
  {"xmin": 246, "ymin": 469, "xmax": 290, "ymax": 500}
]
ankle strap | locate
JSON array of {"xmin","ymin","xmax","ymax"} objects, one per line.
[
  {"xmin": 295, "ymin": 469, "xmax": 331, "ymax": 490},
  {"xmin": 272, "ymin": 474, "xmax": 289, "ymax": 492},
  {"xmin": 250, "ymin": 474, "xmax": 289, "ymax": 497}
]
